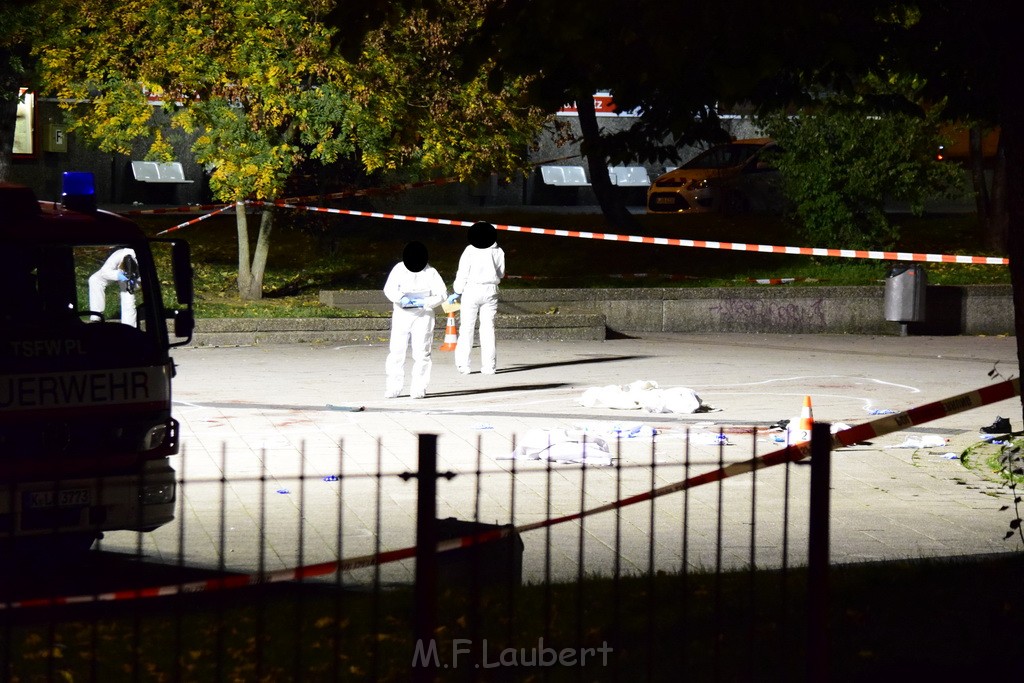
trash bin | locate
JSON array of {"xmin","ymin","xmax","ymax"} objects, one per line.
[
  {"xmin": 436, "ymin": 517, "xmax": 523, "ymax": 588},
  {"xmin": 884, "ymin": 264, "xmax": 927, "ymax": 325}
]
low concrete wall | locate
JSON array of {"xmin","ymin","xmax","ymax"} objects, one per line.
[
  {"xmin": 192, "ymin": 317, "xmax": 392, "ymax": 346},
  {"xmin": 319, "ymin": 285, "xmax": 1014, "ymax": 337},
  {"xmin": 191, "ymin": 312, "xmax": 606, "ymax": 346}
]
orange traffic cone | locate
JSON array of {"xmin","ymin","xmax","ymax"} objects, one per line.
[
  {"xmin": 790, "ymin": 395, "xmax": 814, "ymax": 443},
  {"xmin": 439, "ymin": 312, "xmax": 458, "ymax": 351}
]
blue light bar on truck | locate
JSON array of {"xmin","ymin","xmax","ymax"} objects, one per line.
[{"xmin": 61, "ymin": 171, "xmax": 96, "ymax": 213}]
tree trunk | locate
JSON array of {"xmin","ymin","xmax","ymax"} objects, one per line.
[
  {"xmin": 969, "ymin": 126, "xmax": 990, "ymax": 230},
  {"xmin": 989, "ymin": 140, "xmax": 1009, "ymax": 253},
  {"xmin": 235, "ymin": 201, "xmax": 254, "ymax": 298},
  {"xmin": 234, "ymin": 202, "xmax": 273, "ymax": 301},
  {"xmin": 246, "ymin": 208, "xmax": 274, "ymax": 300},
  {"xmin": 575, "ymin": 91, "xmax": 640, "ymax": 231},
  {"xmin": 971, "ymin": 124, "xmax": 1009, "ymax": 252},
  {"xmin": 1002, "ymin": 96, "xmax": 1024, "ymax": 423},
  {"xmin": 0, "ymin": 97, "xmax": 18, "ymax": 183}
]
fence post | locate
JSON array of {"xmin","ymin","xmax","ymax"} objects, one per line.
[
  {"xmin": 808, "ymin": 422, "xmax": 831, "ymax": 681},
  {"xmin": 413, "ymin": 434, "xmax": 439, "ymax": 682}
]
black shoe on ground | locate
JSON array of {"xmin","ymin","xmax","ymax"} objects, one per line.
[{"xmin": 980, "ymin": 416, "xmax": 1012, "ymax": 435}]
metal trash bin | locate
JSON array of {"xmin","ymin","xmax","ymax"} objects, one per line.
[
  {"xmin": 436, "ymin": 517, "xmax": 524, "ymax": 587},
  {"xmin": 884, "ymin": 265, "xmax": 927, "ymax": 331}
]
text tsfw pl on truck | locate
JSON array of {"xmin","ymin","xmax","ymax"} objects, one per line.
[{"xmin": 0, "ymin": 177, "xmax": 194, "ymax": 552}]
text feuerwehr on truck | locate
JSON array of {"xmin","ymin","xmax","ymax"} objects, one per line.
[{"xmin": 0, "ymin": 176, "xmax": 194, "ymax": 551}]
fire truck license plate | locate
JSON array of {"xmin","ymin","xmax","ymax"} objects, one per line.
[{"xmin": 24, "ymin": 489, "xmax": 91, "ymax": 509}]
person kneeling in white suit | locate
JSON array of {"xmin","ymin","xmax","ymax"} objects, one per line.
[{"xmin": 88, "ymin": 247, "xmax": 139, "ymax": 327}]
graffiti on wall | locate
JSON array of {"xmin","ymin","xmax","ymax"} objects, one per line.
[{"xmin": 709, "ymin": 298, "xmax": 827, "ymax": 328}]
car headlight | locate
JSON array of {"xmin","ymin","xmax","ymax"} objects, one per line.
[
  {"xmin": 141, "ymin": 481, "xmax": 176, "ymax": 505},
  {"xmin": 142, "ymin": 423, "xmax": 168, "ymax": 451}
]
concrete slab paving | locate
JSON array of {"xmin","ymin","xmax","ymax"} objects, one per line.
[{"xmin": 97, "ymin": 332, "xmax": 1024, "ymax": 584}]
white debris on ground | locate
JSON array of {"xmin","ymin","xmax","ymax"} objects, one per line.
[
  {"xmin": 580, "ymin": 380, "xmax": 715, "ymax": 414},
  {"xmin": 499, "ymin": 428, "xmax": 614, "ymax": 466},
  {"xmin": 886, "ymin": 434, "xmax": 949, "ymax": 449},
  {"xmin": 497, "ymin": 422, "xmax": 737, "ymax": 466}
]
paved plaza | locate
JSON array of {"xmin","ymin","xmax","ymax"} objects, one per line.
[{"xmin": 97, "ymin": 332, "xmax": 1024, "ymax": 585}]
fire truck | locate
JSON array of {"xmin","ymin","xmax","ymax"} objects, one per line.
[{"xmin": 0, "ymin": 175, "xmax": 194, "ymax": 551}]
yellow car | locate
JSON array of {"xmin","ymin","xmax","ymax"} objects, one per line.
[{"xmin": 646, "ymin": 138, "xmax": 783, "ymax": 214}]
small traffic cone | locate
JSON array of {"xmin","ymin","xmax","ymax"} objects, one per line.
[
  {"xmin": 790, "ymin": 395, "xmax": 814, "ymax": 443},
  {"xmin": 439, "ymin": 312, "xmax": 458, "ymax": 351}
]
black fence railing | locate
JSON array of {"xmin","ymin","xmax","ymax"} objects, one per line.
[{"xmin": 1, "ymin": 423, "xmax": 839, "ymax": 681}]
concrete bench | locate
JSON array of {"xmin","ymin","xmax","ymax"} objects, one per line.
[
  {"xmin": 131, "ymin": 161, "xmax": 194, "ymax": 184},
  {"xmin": 608, "ymin": 166, "xmax": 651, "ymax": 187},
  {"xmin": 540, "ymin": 165, "xmax": 590, "ymax": 186}
]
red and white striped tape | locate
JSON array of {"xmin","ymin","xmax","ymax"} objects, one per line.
[
  {"xmin": 5, "ymin": 378, "xmax": 1017, "ymax": 610},
  {"xmin": 155, "ymin": 202, "xmax": 236, "ymax": 235},
  {"xmin": 749, "ymin": 277, "xmax": 821, "ymax": 285},
  {"xmin": 245, "ymin": 200, "xmax": 1009, "ymax": 266},
  {"xmin": 126, "ymin": 196, "xmax": 1007, "ymax": 266},
  {"xmin": 123, "ymin": 202, "xmax": 232, "ymax": 217},
  {"xmin": 830, "ymin": 377, "xmax": 1020, "ymax": 448}
]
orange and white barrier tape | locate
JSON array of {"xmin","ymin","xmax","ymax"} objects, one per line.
[
  {"xmin": 155, "ymin": 203, "xmax": 237, "ymax": 235},
  {"xmin": 123, "ymin": 202, "xmax": 232, "ymax": 217},
  {"xmin": 830, "ymin": 377, "xmax": 1019, "ymax": 448},
  {"xmin": 6, "ymin": 377, "xmax": 1017, "ymax": 609},
  {"xmin": 749, "ymin": 277, "xmax": 821, "ymax": 285},
  {"xmin": 245, "ymin": 201, "xmax": 1008, "ymax": 266}
]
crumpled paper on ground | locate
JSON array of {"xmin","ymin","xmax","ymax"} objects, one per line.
[
  {"xmin": 500, "ymin": 428, "xmax": 613, "ymax": 466},
  {"xmin": 580, "ymin": 380, "xmax": 713, "ymax": 414}
]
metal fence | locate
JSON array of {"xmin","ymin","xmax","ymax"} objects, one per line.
[{"xmin": 1, "ymin": 422, "xmax": 835, "ymax": 682}]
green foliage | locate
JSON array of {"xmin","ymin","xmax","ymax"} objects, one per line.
[
  {"xmin": 339, "ymin": 0, "xmax": 549, "ymax": 182},
  {"xmin": 32, "ymin": 0, "xmax": 546, "ymax": 200},
  {"xmin": 30, "ymin": 0, "xmax": 548, "ymax": 299},
  {"xmin": 758, "ymin": 95, "xmax": 966, "ymax": 250},
  {"xmin": 36, "ymin": 0, "xmax": 341, "ymax": 201}
]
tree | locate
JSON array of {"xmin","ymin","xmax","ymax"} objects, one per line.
[
  {"xmin": 465, "ymin": 1, "xmax": 897, "ymax": 231},
  {"xmin": 36, "ymin": 0, "xmax": 349, "ymax": 299},
  {"xmin": 326, "ymin": 0, "xmax": 547, "ymax": 183},
  {"xmin": 0, "ymin": 0, "xmax": 48, "ymax": 182},
  {"xmin": 758, "ymin": 85, "xmax": 965, "ymax": 249},
  {"xmin": 34, "ymin": 0, "xmax": 547, "ymax": 300}
]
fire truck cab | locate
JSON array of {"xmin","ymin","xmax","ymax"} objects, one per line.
[{"xmin": 0, "ymin": 178, "xmax": 194, "ymax": 552}]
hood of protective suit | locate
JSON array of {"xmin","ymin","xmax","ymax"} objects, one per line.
[{"xmin": 402, "ymin": 241, "xmax": 428, "ymax": 272}]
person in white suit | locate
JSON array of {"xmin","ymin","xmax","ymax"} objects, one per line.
[
  {"xmin": 382, "ymin": 242, "xmax": 447, "ymax": 399},
  {"xmin": 447, "ymin": 221, "xmax": 506, "ymax": 375},
  {"xmin": 88, "ymin": 247, "xmax": 139, "ymax": 326}
]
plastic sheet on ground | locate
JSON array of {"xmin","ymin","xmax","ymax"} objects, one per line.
[
  {"xmin": 500, "ymin": 428, "xmax": 613, "ymax": 466},
  {"xmin": 579, "ymin": 380, "xmax": 714, "ymax": 414},
  {"xmin": 886, "ymin": 434, "xmax": 949, "ymax": 449}
]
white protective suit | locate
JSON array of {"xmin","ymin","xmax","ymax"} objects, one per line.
[
  {"xmin": 382, "ymin": 251, "xmax": 447, "ymax": 399},
  {"xmin": 88, "ymin": 247, "xmax": 138, "ymax": 326},
  {"xmin": 452, "ymin": 239, "xmax": 505, "ymax": 374}
]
